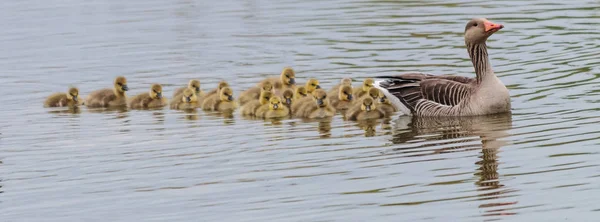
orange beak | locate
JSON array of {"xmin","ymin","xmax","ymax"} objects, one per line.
[{"xmin": 484, "ymin": 21, "xmax": 504, "ymax": 32}]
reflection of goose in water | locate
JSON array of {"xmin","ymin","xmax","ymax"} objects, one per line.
[{"xmin": 390, "ymin": 114, "xmax": 517, "ymax": 217}]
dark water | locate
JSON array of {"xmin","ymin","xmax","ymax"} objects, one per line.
[{"xmin": 2, "ymin": 0, "xmax": 600, "ymax": 221}]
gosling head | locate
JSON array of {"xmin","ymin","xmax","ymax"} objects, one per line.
[
  {"xmin": 260, "ymin": 80, "xmax": 274, "ymax": 92},
  {"xmin": 379, "ymin": 91, "xmax": 391, "ymax": 104},
  {"xmin": 188, "ymin": 79, "xmax": 201, "ymax": 94},
  {"xmin": 149, "ymin": 84, "xmax": 163, "ymax": 99},
  {"xmin": 269, "ymin": 96, "xmax": 284, "ymax": 110},
  {"xmin": 217, "ymin": 81, "xmax": 229, "ymax": 93},
  {"xmin": 280, "ymin": 67, "xmax": 296, "ymax": 85},
  {"xmin": 219, "ymin": 87, "xmax": 234, "ymax": 102},
  {"xmin": 312, "ymin": 89, "xmax": 328, "ymax": 108},
  {"xmin": 282, "ymin": 89, "xmax": 294, "ymax": 106},
  {"xmin": 259, "ymin": 91, "xmax": 273, "ymax": 105},
  {"xmin": 114, "ymin": 76, "xmax": 128, "ymax": 93},
  {"xmin": 181, "ymin": 88, "xmax": 198, "ymax": 103},
  {"xmin": 340, "ymin": 78, "xmax": 352, "ymax": 86},
  {"xmin": 339, "ymin": 85, "xmax": 353, "ymax": 101},
  {"xmin": 362, "ymin": 78, "xmax": 374, "ymax": 92},
  {"xmin": 305, "ymin": 78, "xmax": 321, "ymax": 93},
  {"xmin": 361, "ymin": 97, "xmax": 376, "ymax": 112},
  {"xmin": 67, "ymin": 87, "xmax": 79, "ymax": 103},
  {"xmin": 368, "ymin": 87, "xmax": 380, "ymax": 100},
  {"xmin": 295, "ymin": 86, "xmax": 307, "ymax": 98}
]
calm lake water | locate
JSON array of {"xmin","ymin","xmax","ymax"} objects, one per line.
[{"xmin": 2, "ymin": 0, "xmax": 600, "ymax": 221}]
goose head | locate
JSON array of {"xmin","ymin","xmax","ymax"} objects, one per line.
[
  {"xmin": 269, "ymin": 96, "xmax": 284, "ymax": 110},
  {"xmin": 188, "ymin": 79, "xmax": 201, "ymax": 94},
  {"xmin": 464, "ymin": 18, "xmax": 503, "ymax": 44},
  {"xmin": 282, "ymin": 89, "xmax": 294, "ymax": 106},
  {"xmin": 219, "ymin": 87, "xmax": 234, "ymax": 102},
  {"xmin": 67, "ymin": 87, "xmax": 79, "ymax": 103},
  {"xmin": 339, "ymin": 85, "xmax": 353, "ymax": 101},
  {"xmin": 149, "ymin": 84, "xmax": 163, "ymax": 99},
  {"xmin": 362, "ymin": 78, "xmax": 374, "ymax": 92},
  {"xmin": 361, "ymin": 97, "xmax": 376, "ymax": 112},
  {"xmin": 259, "ymin": 90, "xmax": 273, "ymax": 105},
  {"xmin": 114, "ymin": 76, "xmax": 128, "ymax": 93},
  {"xmin": 312, "ymin": 89, "xmax": 328, "ymax": 108},
  {"xmin": 182, "ymin": 88, "xmax": 198, "ymax": 103},
  {"xmin": 280, "ymin": 67, "xmax": 296, "ymax": 85},
  {"xmin": 305, "ymin": 78, "xmax": 321, "ymax": 93}
]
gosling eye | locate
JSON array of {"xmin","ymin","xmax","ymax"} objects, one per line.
[
  {"xmin": 285, "ymin": 75, "xmax": 289, "ymax": 78},
  {"xmin": 117, "ymin": 83, "xmax": 123, "ymax": 86},
  {"xmin": 473, "ymin": 23, "xmax": 478, "ymax": 27}
]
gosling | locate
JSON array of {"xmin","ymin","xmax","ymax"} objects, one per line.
[
  {"xmin": 240, "ymin": 90, "xmax": 273, "ymax": 116},
  {"xmin": 293, "ymin": 89, "xmax": 336, "ymax": 119},
  {"xmin": 239, "ymin": 80, "xmax": 273, "ymax": 106},
  {"xmin": 44, "ymin": 87, "xmax": 82, "ymax": 107},
  {"xmin": 256, "ymin": 96, "xmax": 290, "ymax": 119},
  {"xmin": 129, "ymin": 84, "xmax": 168, "ymax": 109},
  {"xmin": 353, "ymin": 78, "xmax": 374, "ymax": 98},
  {"xmin": 329, "ymin": 85, "xmax": 354, "ymax": 110},
  {"xmin": 173, "ymin": 79, "xmax": 204, "ymax": 98},
  {"xmin": 347, "ymin": 97, "xmax": 385, "ymax": 121},
  {"xmin": 170, "ymin": 88, "xmax": 199, "ymax": 110},
  {"xmin": 85, "ymin": 76, "xmax": 129, "ymax": 108},
  {"xmin": 201, "ymin": 86, "xmax": 237, "ymax": 112}
]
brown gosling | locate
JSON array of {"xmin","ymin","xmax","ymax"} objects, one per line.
[
  {"xmin": 170, "ymin": 88, "xmax": 199, "ymax": 110},
  {"xmin": 44, "ymin": 87, "xmax": 82, "ymax": 107},
  {"xmin": 378, "ymin": 91, "xmax": 397, "ymax": 117},
  {"xmin": 201, "ymin": 86, "xmax": 237, "ymax": 112},
  {"xmin": 173, "ymin": 79, "xmax": 204, "ymax": 98},
  {"xmin": 129, "ymin": 84, "xmax": 168, "ymax": 109},
  {"xmin": 204, "ymin": 80, "xmax": 229, "ymax": 98},
  {"xmin": 347, "ymin": 97, "xmax": 385, "ymax": 121},
  {"xmin": 266, "ymin": 67, "xmax": 296, "ymax": 91},
  {"xmin": 240, "ymin": 90, "xmax": 273, "ymax": 116},
  {"xmin": 293, "ymin": 89, "xmax": 336, "ymax": 119},
  {"xmin": 353, "ymin": 78, "xmax": 374, "ymax": 98},
  {"xmin": 281, "ymin": 88, "xmax": 294, "ymax": 109},
  {"xmin": 85, "ymin": 76, "xmax": 129, "ymax": 108},
  {"xmin": 239, "ymin": 79, "xmax": 273, "ymax": 106},
  {"xmin": 256, "ymin": 96, "xmax": 290, "ymax": 119},
  {"xmin": 329, "ymin": 85, "xmax": 354, "ymax": 110},
  {"xmin": 304, "ymin": 78, "xmax": 321, "ymax": 94},
  {"xmin": 327, "ymin": 77, "xmax": 353, "ymax": 95}
]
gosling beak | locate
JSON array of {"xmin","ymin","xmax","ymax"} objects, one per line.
[
  {"xmin": 366, "ymin": 105, "xmax": 371, "ymax": 111},
  {"xmin": 156, "ymin": 92, "xmax": 162, "ymax": 99},
  {"xmin": 316, "ymin": 85, "xmax": 321, "ymax": 89},
  {"xmin": 186, "ymin": 96, "xmax": 191, "ymax": 102},
  {"xmin": 228, "ymin": 95, "xmax": 233, "ymax": 101},
  {"xmin": 347, "ymin": 94, "xmax": 353, "ymax": 100},
  {"xmin": 289, "ymin": 78, "xmax": 296, "ymax": 85},
  {"xmin": 380, "ymin": 97, "xmax": 385, "ymax": 103},
  {"xmin": 316, "ymin": 99, "xmax": 324, "ymax": 106},
  {"xmin": 286, "ymin": 98, "xmax": 292, "ymax": 105},
  {"xmin": 273, "ymin": 104, "xmax": 278, "ymax": 109},
  {"xmin": 195, "ymin": 87, "xmax": 200, "ymax": 93},
  {"xmin": 484, "ymin": 21, "xmax": 504, "ymax": 33},
  {"xmin": 122, "ymin": 85, "xmax": 129, "ymax": 91},
  {"xmin": 73, "ymin": 96, "xmax": 78, "ymax": 102}
]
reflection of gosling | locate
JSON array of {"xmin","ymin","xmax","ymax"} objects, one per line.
[
  {"xmin": 327, "ymin": 77, "xmax": 352, "ymax": 95},
  {"xmin": 281, "ymin": 89, "xmax": 294, "ymax": 109},
  {"xmin": 304, "ymin": 78, "xmax": 321, "ymax": 94},
  {"xmin": 240, "ymin": 91, "xmax": 272, "ymax": 116},
  {"xmin": 378, "ymin": 91, "xmax": 397, "ymax": 117},
  {"xmin": 256, "ymin": 96, "xmax": 290, "ymax": 118},
  {"xmin": 85, "ymin": 76, "xmax": 129, "ymax": 108},
  {"xmin": 173, "ymin": 79, "xmax": 204, "ymax": 98},
  {"xmin": 44, "ymin": 87, "xmax": 82, "ymax": 107},
  {"xmin": 294, "ymin": 86, "xmax": 307, "ymax": 101},
  {"xmin": 202, "ymin": 87, "xmax": 237, "ymax": 112},
  {"xmin": 293, "ymin": 89, "xmax": 336, "ymax": 119},
  {"xmin": 347, "ymin": 97, "xmax": 385, "ymax": 121},
  {"xmin": 239, "ymin": 80, "xmax": 273, "ymax": 106},
  {"xmin": 129, "ymin": 84, "xmax": 168, "ymax": 109},
  {"xmin": 170, "ymin": 88, "xmax": 199, "ymax": 110},
  {"xmin": 329, "ymin": 85, "xmax": 354, "ymax": 110},
  {"xmin": 353, "ymin": 78, "xmax": 374, "ymax": 98},
  {"xmin": 204, "ymin": 80, "xmax": 229, "ymax": 98},
  {"xmin": 266, "ymin": 67, "xmax": 296, "ymax": 92}
]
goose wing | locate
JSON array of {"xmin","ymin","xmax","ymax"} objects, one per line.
[{"xmin": 377, "ymin": 73, "xmax": 474, "ymax": 113}]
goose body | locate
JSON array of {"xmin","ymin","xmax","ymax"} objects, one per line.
[{"xmin": 374, "ymin": 18, "xmax": 510, "ymax": 116}]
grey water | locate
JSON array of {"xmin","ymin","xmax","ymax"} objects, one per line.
[{"xmin": 1, "ymin": 0, "xmax": 600, "ymax": 221}]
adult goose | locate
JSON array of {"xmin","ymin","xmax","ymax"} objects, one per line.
[{"xmin": 375, "ymin": 18, "xmax": 510, "ymax": 116}]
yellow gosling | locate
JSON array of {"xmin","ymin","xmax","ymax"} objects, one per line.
[
  {"xmin": 347, "ymin": 97, "xmax": 385, "ymax": 121},
  {"xmin": 129, "ymin": 84, "xmax": 168, "ymax": 109},
  {"xmin": 378, "ymin": 91, "xmax": 397, "ymax": 117},
  {"xmin": 304, "ymin": 78, "xmax": 321, "ymax": 94},
  {"xmin": 170, "ymin": 88, "xmax": 199, "ymax": 110},
  {"xmin": 173, "ymin": 79, "xmax": 204, "ymax": 98},
  {"xmin": 327, "ymin": 77, "xmax": 352, "ymax": 95},
  {"xmin": 240, "ymin": 90, "xmax": 273, "ymax": 116},
  {"xmin": 239, "ymin": 79, "xmax": 273, "ymax": 106},
  {"xmin": 293, "ymin": 89, "xmax": 336, "ymax": 119},
  {"xmin": 202, "ymin": 86, "xmax": 237, "ymax": 112},
  {"xmin": 44, "ymin": 87, "xmax": 82, "ymax": 107},
  {"xmin": 353, "ymin": 78, "xmax": 374, "ymax": 98},
  {"xmin": 85, "ymin": 76, "xmax": 128, "ymax": 108},
  {"xmin": 329, "ymin": 85, "xmax": 354, "ymax": 110},
  {"xmin": 256, "ymin": 96, "xmax": 290, "ymax": 119}
]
